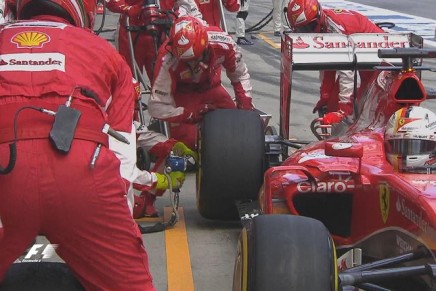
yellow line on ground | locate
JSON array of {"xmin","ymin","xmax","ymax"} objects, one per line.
[
  {"xmin": 164, "ymin": 207, "xmax": 194, "ymax": 291},
  {"xmin": 257, "ymin": 33, "xmax": 281, "ymax": 49},
  {"xmin": 135, "ymin": 216, "xmax": 162, "ymax": 223}
]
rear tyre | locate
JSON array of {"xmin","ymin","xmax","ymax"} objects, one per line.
[
  {"xmin": 233, "ymin": 215, "xmax": 338, "ymax": 291},
  {"xmin": 1, "ymin": 262, "xmax": 84, "ymax": 291},
  {"xmin": 197, "ymin": 109, "xmax": 265, "ymax": 220}
]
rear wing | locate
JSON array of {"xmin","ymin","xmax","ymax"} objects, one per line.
[{"xmin": 279, "ymin": 32, "xmax": 424, "ymax": 140}]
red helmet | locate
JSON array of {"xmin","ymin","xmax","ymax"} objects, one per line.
[
  {"xmin": 286, "ymin": 0, "xmax": 323, "ymax": 33},
  {"xmin": 169, "ymin": 16, "xmax": 208, "ymax": 62},
  {"xmin": 17, "ymin": 0, "xmax": 97, "ymax": 29}
]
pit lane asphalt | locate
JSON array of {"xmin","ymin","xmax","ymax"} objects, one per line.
[
  {"xmin": 32, "ymin": 2, "xmax": 436, "ymax": 290},
  {"xmin": 106, "ymin": 5, "xmax": 436, "ymax": 288}
]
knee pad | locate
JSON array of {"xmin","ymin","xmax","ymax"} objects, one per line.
[{"xmin": 236, "ymin": 11, "xmax": 248, "ymax": 20}]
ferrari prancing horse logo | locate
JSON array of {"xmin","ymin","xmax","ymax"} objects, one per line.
[{"xmin": 379, "ymin": 183, "xmax": 390, "ymax": 223}]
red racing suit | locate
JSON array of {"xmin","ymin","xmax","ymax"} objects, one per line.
[
  {"xmin": 0, "ymin": 16, "xmax": 155, "ymax": 290},
  {"xmin": 107, "ymin": 0, "xmax": 202, "ymax": 81},
  {"xmin": 318, "ymin": 9, "xmax": 383, "ymax": 115},
  {"xmin": 108, "ymin": 0, "xmax": 200, "ymax": 218},
  {"xmin": 148, "ymin": 26, "xmax": 254, "ymax": 149},
  {"xmin": 198, "ymin": 0, "xmax": 240, "ymax": 28}
]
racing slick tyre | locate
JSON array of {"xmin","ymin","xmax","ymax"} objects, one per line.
[
  {"xmin": 233, "ymin": 215, "xmax": 338, "ymax": 291},
  {"xmin": 1, "ymin": 262, "xmax": 84, "ymax": 290},
  {"xmin": 197, "ymin": 109, "xmax": 265, "ymax": 220}
]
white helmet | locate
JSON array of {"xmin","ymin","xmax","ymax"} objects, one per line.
[{"xmin": 385, "ymin": 106, "xmax": 436, "ymax": 172}]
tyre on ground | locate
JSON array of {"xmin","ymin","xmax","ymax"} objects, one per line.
[
  {"xmin": 232, "ymin": 215, "xmax": 338, "ymax": 291},
  {"xmin": 196, "ymin": 109, "xmax": 265, "ymax": 220},
  {"xmin": 1, "ymin": 262, "xmax": 84, "ymax": 291}
]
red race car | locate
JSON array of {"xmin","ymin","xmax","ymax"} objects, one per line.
[{"xmin": 232, "ymin": 32, "xmax": 436, "ymax": 291}]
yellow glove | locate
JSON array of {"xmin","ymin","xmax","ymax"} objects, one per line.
[
  {"xmin": 155, "ymin": 172, "xmax": 185, "ymax": 191},
  {"xmin": 172, "ymin": 142, "xmax": 198, "ymax": 164}
]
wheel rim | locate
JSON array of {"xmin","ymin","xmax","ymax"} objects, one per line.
[
  {"xmin": 331, "ymin": 237, "xmax": 339, "ymax": 291},
  {"xmin": 233, "ymin": 228, "xmax": 248, "ymax": 291},
  {"xmin": 195, "ymin": 126, "xmax": 202, "ymax": 209}
]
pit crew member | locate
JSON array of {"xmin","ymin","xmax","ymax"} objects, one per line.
[
  {"xmin": 147, "ymin": 15, "xmax": 255, "ymax": 150},
  {"xmin": 133, "ymin": 127, "xmax": 197, "ymax": 217},
  {"xmin": 235, "ymin": 0, "xmax": 254, "ymax": 45},
  {"xmin": 0, "ymin": 0, "xmax": 181, "ymax": 289},
  {"xmin": 197, "ymin": 0, "xmax": 240, "ymax": 29},
  {"xmin": 106, "ymin": 0, "xmax": 203, "ymax": 82},
  {"xmin": 286, "ymin": 0, "xmax": 383, "ymax": 124}
]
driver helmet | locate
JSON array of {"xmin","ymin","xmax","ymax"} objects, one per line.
[
  {"xmin": 168, "ymin": 15, "xmax": 208, "ymax": 62},
  {"xmin": 286, "ymin": 0, "xmax": 325, "ymax": 33},
  {"xmin": 17, "ymin": 0, "xmax": 97, "ymax": 29},
  {"xmin": 385, "ymin": 106, "xmax": 436, "ymax": 172}
]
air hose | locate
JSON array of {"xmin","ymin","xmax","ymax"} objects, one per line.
[
  {"xmin": 138, "ymin": 156, "xmax": 186, "ymax": 234},
  {"xmin": 0, "ymin": 144, "xmax": 16, "ymax": 175},
  {"xmin": 227, "ymin": 9, "xmax": 273, "ymax": 34}
]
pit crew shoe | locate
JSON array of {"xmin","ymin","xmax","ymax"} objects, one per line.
[
  {"xmin": 143, "ymin": 192, "xmax": 159, "ymax": 217},
  {"xmin": 133, "ymin": 193, "xmax": 159, "ymax": 218},
  {"xmin": 274, "ymin": 31, "xmax": 281, "ymax": 37},
  {"xmin": 237, "ymin": 37, "xmax": 254, "ymax": 45}
]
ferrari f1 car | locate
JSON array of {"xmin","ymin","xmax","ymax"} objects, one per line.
[{"xmin": 227, "ymin": 32, "xmax": 436, "ymax": 290}]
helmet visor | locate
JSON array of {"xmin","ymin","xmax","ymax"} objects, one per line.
[{"xmin": 386, "ymin": 139, "xmax": 436, "ymax": 155}]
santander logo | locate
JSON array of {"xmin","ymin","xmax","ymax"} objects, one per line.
[
  {"xmin": 292, "ymin": 37, "xmax": 310, "ymax": 49},
  {"xmin": 178, "ymin": 34, "xmax": 189, "ymax": 46},
  {"xmin": 291, "ymin": 3, "xmax": 301, "ymax": 11},
  {"xmin": 292, "ymin": 35, "xmax": 407, "ymax": 50}
]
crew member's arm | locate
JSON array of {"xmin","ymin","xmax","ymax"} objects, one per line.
[
  {"xmin": 312, "ymin": 70, "xmax": 337, "ymax": 113},
  {"xmin": 175, "ymin": 0, "xmax": 204, "ymax": 19},
  {"xmin": 337, "ymin": 70, "xmax": 355, "ymax": 115},
  {"xmin": 148, "ymin": 50, "xmax": 212, "ymax": 123},
  {"xmin": 223, "ymin": 0, "xmax": 240, "ymax": 12},
  {"xmin": 222, "ymin": 36, "xmax": 254, "ymax": 110},
  {"xmin": 105, "ymin": 0, "xmax": 142, "ymax": 16},
  {"xmin": 148, "ymin": 51, "xmax": 187, "ymax": 122}
]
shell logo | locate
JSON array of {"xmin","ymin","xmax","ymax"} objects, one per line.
[{"xmin": 11, "ymin": 32, "xmax": 50, "ymax": 48}]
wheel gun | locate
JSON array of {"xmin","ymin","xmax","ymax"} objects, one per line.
[{"xmin": 165, "ymin": 155, "xmax": 187, "ymax": 173}]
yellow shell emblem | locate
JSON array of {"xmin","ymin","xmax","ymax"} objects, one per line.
[{"xmin": 12, "ymin": 31, "xmax": 50, "ymax": 48}]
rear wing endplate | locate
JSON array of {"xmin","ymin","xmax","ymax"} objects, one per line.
[
  {"xmin": 279, "ymin": 32, "xmax": 423, "ymax": 140},
  {"xmin": 286, "ymin": 32, "xmax": 423, "ymax": 70}
]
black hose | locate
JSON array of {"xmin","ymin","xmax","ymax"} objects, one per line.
[
  {"xmin": 246, "ymin": 10, "xmax": 273, "ymax": 33},
  {"xmin": 0, "ymin": 143, "xmax": 16, "ymax": 175},
  {"xmin": 228, "ymin": 9, "xmax": 273, "ymax": 34},
  {"xmin": 0, "ymin": 106, "xmax": 48, "ymax": 175},
  {"xmin": 94, "ymin": 1, "xmax": 107, "ymax": 35},
  {"xmin": 138, "ymin": 222, "xmax": 166, "ymax": 233},
  {"xmin": 138, "ymin": 212, "xmax": 178, "ymax": 234}
]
